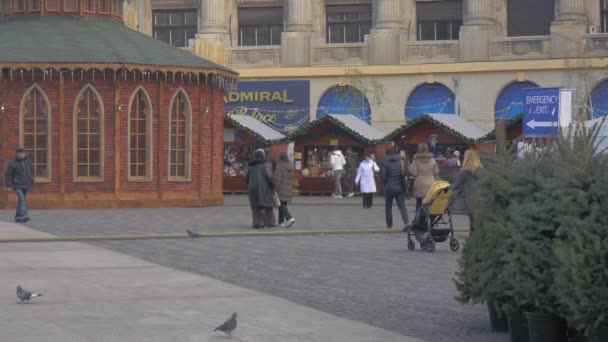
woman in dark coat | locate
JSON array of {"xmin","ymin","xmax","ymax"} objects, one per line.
[
  {"xmin": 273, "ymin": 152, "xmax": 295, "ymax": 228},
  {"xmin": 245, "ymin": 149, "xmax": 276, "ymax": 229},
  {"xmin": 449, "ymin": 149, "xmax": 483, "ymax": 233}
]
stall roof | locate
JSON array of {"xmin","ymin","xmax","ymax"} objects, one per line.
[
  {"xmin": 385, "ymin": 114, "xmax": 490, "ymax": 143},
  {"xmin": 226, "ymin": 115, "xmax": 285, "ymax": 144},
  {"xmin": 285, "ymin": 114, "xmax": 386, "ymax": 145},
  {"xmin": 478, "ymin": 114, "xmax": 523, "ymax": 142}
]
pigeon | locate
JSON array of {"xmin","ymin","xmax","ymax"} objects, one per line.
[
  {"xmin": 186, "ymin": 230, "xmax": 202, "ymax": 238},
  {"xmin": 16, "ymin": 286, "xmax": 42, "ymax": 304},
  {"xmin": 214, "ymin": 312, "xmax": 237, "ymax": 337}
]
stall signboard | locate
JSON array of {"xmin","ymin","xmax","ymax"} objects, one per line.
[
  {"xmin": 523, "ymin": 87, "xmax": 560, "ymax": 137},
  {"xmin": 224, "ymin": 80, "xmax": 311, "ymax": 134}
]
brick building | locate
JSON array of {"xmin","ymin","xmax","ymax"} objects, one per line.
[{"xmin": 0, "ymin": 1, "xmax": 238, "ymax": 208}]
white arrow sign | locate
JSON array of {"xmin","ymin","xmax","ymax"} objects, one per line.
[{"xmin": 526, "ymin": 119, "xmax": 557, "ymax": 129}]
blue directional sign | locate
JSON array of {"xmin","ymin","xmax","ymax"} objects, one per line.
[{"xmin": 523, "ymin": 87, "xmax": 560, "ymax": 137}]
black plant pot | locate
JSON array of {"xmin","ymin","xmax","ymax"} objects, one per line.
[
  {"xmin": 588, "ymin": 327, "xmax": 608, "ymax": 342},
  {"xmin": 525, "ymin": 312, "xmax": 568, "ymax": 342},
  {"xmin": 488, "ymin": 302, "xmax": 509, "ymax": 333},
  {"xmin": 507, "ymin": 309, "xmax": 529, "ymax": 342}
]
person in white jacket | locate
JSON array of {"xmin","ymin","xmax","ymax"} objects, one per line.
[
  {"xmin": 355, "ymin": 154, "xmax": 380, "ymax": 208},
  {"xmin": 330, "ymin": 148, "xmax": 346, "ymax": 198}
]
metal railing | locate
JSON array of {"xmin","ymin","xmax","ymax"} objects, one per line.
[
  {"xmin": 400, "ymin": 40, "xmax": 459, "ymax": 64},
  {"xmin": 583, "ymin": 33, "xmax": 608, "ymax": 56},
  {"xmin": 225, "ymin": 46, "xmax": 281, "ymax": 68},
  {"xmin": 489, "ymin": 36, "xmax": 550, "ymax": 60},
  {"xmin": 311, "ymin": 43, "xmax": 369, "ymax": 66}
]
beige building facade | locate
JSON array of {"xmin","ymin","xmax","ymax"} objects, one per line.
[{"xmin": 148, "ymin": 0, "xmax": 608, "ymax": 133}]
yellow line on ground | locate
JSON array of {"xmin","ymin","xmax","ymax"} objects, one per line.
[{"xmin": 0, "ymin": 228, "xmax": 469, "ymax": 243}]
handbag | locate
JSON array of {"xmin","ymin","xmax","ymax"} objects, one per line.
[{"xmin": 272, "ymin": 191, "xmax": 281, "ymax": 207}]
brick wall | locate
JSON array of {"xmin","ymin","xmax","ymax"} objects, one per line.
[{"xmin": 0, "ymin": 72, "xmax": 226, "ymax": 208}]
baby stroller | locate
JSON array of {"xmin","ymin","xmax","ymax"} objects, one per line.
[{"xmin": 406, "ymin": 180, "xmax": 460, "ymax": 253}]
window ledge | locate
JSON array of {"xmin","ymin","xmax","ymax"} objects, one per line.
[
  {"xmin": 73, "ymin": 177, "xmax": 105, "ymax": 183},
  {"xmin": 127, "ymin": 177, "xmax": 153, "ymax": 183},
  {"xmin": 34, "ymin": 177, "xmax": 51, "ymax": 184},
  {"xmin": 168, "ymin": 177, "xmax": 192, "ymax": 182}
]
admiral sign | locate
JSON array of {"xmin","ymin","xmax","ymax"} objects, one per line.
[{"xmin": 224, "ymin": 80, "xmax": 311, "ymax": 134}]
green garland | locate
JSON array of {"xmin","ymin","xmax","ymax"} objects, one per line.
[
  {"xmin": 224, "ymin": 115, "xmax": 285, "ymax": 145},
  {"xmin": 384, "ymin": 114, "xmax": 487, "ymax": 144},
  {"xmin": 278, "ymin": 115, "xmax": 384, "ymax": 145}
]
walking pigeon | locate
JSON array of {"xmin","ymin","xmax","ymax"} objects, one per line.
[
  {"xmin": 214, "ymin": 312, "xmax": 237, "ymax": 337},
  {"xmin": 16, "ymin": 286, "xmax": 42, "ymax": 304},
  {"xmin": 186, "ymin": 230, "xmax": 202, "ymax": 238}
]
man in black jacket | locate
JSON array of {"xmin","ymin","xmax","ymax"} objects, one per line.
[
  {"xmin": 5, "ymin": 148, "xmax": 34, "ymax": 222},
  {"xmin": 381, "ymin": 149, "xmax": 409, "ymax": 229}
]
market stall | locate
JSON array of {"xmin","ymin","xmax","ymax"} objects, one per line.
[
  {"xmin": 385, "ymin": 114, "xmax": 491, "ymax": 183},
  {"xmin": 223, "ymin": 115, "xmax": 287, "ymax": 193},
  {"xmin": 289, "ymin": 114, "xmax": 389, "ymax": 195},
  {"xmin": 481, "ymin": 114, "xmax": 524, "ymax": 147}
]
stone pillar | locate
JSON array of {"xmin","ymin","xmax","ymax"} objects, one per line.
[
  {"xmin": 370, "ymin": 0, "xmax": 402, "ymax": 65},
  {"xmin": 459, "ymin": 0, "xmax": 497, "ymax": 62},
  {"xmin": 550, "ymin": 0, "xmax": 588, "ymax": 58},
  {"xmin": 282, "ymin": 0, "xmax": 313, "ymax": 67},
  {"xmin": 195, "ymin": 0, "xmax": 228, "ymax": 66}
]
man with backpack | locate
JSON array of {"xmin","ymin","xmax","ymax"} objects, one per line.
[{"xmin": 381, "ymin": 149, "xmax": 409, "ymax": 229}]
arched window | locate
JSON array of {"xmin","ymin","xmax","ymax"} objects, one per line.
[
  {"xmin": 590, "ymin": 79, "xmax": 608, "ymax": 119},
  {"xmin": 168, "ymin": 91, "xmax": 192, "ymax": 180},
  {"xmin": 316, "ymin": 85, "xmax": 371, "ymax": 123},
  {"xmin": 13, "ymin": 0, "xmax": 25, "ymax": 12},
  {"xmin": 128, "ymin": 88, "xmax": 152, "ymax": 180},
  {"xmin": 74, "ymin": 86, "xmax": 104, "ymax": 181},
  {"xmin": 112, "ymin": 0, "xmax": 122, "ymax": 16},
  {"xmin": 495, "ymin": 81, "xmax": 539, "ymax": 120},
  {"xmin": 64, "ymin": 0, "xmax": 78, "ymax": 11},
  {"xmin": 83, "ymin": 0, "xmax": 94, "ymax": 12},
  {"xmin": 28, "ymin": 0, "xmax": 40, "ymax": 11},
  {"xmin": 405, "ymin": 83, "xmax": 455, "ymax": 120},
  {"xmin": 98, "ymin": 0, "xmax": 109, "ymax": 13},
  {"xmin": 20, "ymin": 85, "xmax": 51, "ymax": 181}
]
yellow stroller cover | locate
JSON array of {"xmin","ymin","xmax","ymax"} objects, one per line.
[{"xmin": 423, "ymin": 180, "xmax": 453, "ymax": 216}]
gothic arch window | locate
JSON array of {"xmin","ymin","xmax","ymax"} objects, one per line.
[
  {"xmin": 168, "ymin": 90, "xmax": 192, "ymax": 181},
  {"xmin": 74, "ymin": 85, "xmax": 104, "ymax": 181},
  {"xmin": 20, "ymin": 85, "xmax": 51, "ymax": 182},
  {"xmin": 98, "ymin": 0, "xmax": 109, "ymax": 13},
  {"xmin": 128, "ymin": 87, "xmax": 153, "ymax": 180}
]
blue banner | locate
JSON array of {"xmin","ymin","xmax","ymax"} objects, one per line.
[
  {"xmin": 224, "ymin": 80, "xmax": 310, "ymax": 134},
  {"xmin": 523, "ymin": 87, "xmax": 560, "ymax": 137}
]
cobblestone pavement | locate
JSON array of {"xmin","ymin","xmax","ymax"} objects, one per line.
[
  {"xmin": 0, "ymin": 195, "xmax": 469, "ymax": 236},
  {"xmin": 91, "ymin": 235, "xmax": 507, "ymax": 342},
  {"xmin": 1, "ymin": 196, "xmax": 506, "ymax": 342}
]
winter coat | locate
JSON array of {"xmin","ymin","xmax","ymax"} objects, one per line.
[
  {"xmin": 409, "ymin": 153, "xmax": 439, "ymax": 198},
  {"xmin": 5, "ymin": 157, "xmax": 34, "ymax": 190},
  {"xmin": 245, "ymin": 159, "xmax": 275, "ymax": 209},
  {"xmin": 273, "ymin": 160, "xmax": 294, "ymax": 202},
  {"xmin": 381, "ymin": 154, "xmax": 406, "ymax": 193},
  {"xmin": 330, "ymin": 150, "xmax": 346, "ymax": 171},
  {"xmin": 449, "ymin": 169, "xmax": 482, "ymax": 215},
  {"xmin": 355, "ymin": 159, "xmax": 379, "ymax": 193}
]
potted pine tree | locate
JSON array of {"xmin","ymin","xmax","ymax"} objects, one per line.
[{"xmin": 552, "ymin": 124, "xmax": 608, "ymax": 342}]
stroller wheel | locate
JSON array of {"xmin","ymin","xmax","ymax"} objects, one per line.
[
  {"xmin": 450, "ymin": 238, "xmax": 460, "ymax": 252},
  {"xmin": 426, "ymin": 240, "xmax": 436, "ymax": 253},
  {"xmin": 407, "ymin": 239, "xmax": 415, "ymax": 251}
]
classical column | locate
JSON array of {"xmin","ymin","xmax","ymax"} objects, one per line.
[
  {"xmin": 459, "ymin": 0, "xmax": 498, "ymax": 62},
  {"xmin": 370, "ymin": 0, "xmax": 402, "ymax": 65},
  {"xmin": 463, "ymin": 0, "xmax": 495, "ymax": 27},
  {"xmin": 555, "ymin": 0, "xmax": 586, "ymax": 23},
  {"xmin": 195, "ymin": 0, "xmax": 228, "ymax": 66},
  {"xmin": 200, "ymin": 0, "xmax": 227, "ymax": 35},
  {"xmin": 375, "ymin": 0, "xmax": 401, "ymax": 29},
  {"xmin": 282, "ymin": 0, "xmax": 313, "ymax": 66},
  {"xmin": 550, "ymin": 0, "xmax": 588, "ymax": 58},
  {"xmin": 286, "ymin": 0, "xmax": 312, "ymax": 32}
]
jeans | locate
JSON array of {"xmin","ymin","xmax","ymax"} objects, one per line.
[
  {"xmin": 333, "ymin": 170, "xmax": 343, "ymax": 196},
  {"xmin": 278, "ymin": 201, "xmax": 293, "ymax": 223},
  {"xmin": 15, "ymin": 188, "xmax": 29, "ymax": 220},
  {"xmin": 385, "ymin": 191, "xmax": 409, "ymax": 228},
  {"xmin": 343, "ymin": 171, "xmax": 356, "ymax": 194}
]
